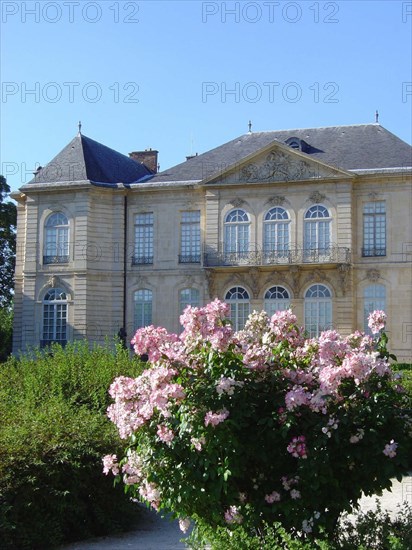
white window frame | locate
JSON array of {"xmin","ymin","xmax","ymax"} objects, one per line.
[
  {"xmin": 224, "ymin": 209, "xmax": 250, "ymax": 259},
  {"xmin": 304, "ymin": 205, "xmax": 331, "ymax": 261},
  {"xmin": 362, "ymin": 201, "xmax": 386, "ymax": 257},
  {"xmin": 43, "ymin": 212, "xmax": 69, "ymax": 264},
  {"xmin": 264, "ymin": 286, "xmax": 291, "ymax": 315},
  {"xmin": 304, "ymin": 284, "xmax": 332, "ymax": 337},
  {"xmin": 225, "ymin": 286, "xmax": 250, "ymax": 331},
  {"xmin": 263, "ymin": 207, "xmax": 290, "ymax": 262},
  {"xmin": 363, "ymin": 284, "xmax": 386, "ymax": 334},
  {"xmin": 134, "ymin": 213, "xmax": 154, "ymax": 265},
  {"xmin": 180, "ymin": 211, "xmax": 201, "ymax": 263},
  {"xmin": 134, "ymin": 289, "xmax": 152, "ymax": 329},
  {"xmin": 42, "ymin": 288, "xmax": 67, "ymax": 346}
]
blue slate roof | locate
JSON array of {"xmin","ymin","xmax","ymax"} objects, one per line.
[
  {"xmin": 149, "ymin": 124, "xmax": 412, "ymax": 184},
  {"xmin": 28, "ymin": 133, "xmax": 153, "ymax": 185}
]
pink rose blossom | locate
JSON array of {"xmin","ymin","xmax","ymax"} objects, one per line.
[
  {"xmin": 287, "ymin": 435, "xmax": 308, "ymax": 459},
  {"xmin": 368, "ymin": 310, "xmax": 387, "ymax": 334},
  {"xmin": 224, "ymin": 505, "xmax": 243, "ymax": 524},
  {"xmin": 265, "ymin": 491, "xmax": 281, "ymax": 503},
  {"xmin": 102, "ymin": 454, "xmax": 119, "ymax": 476},
  {"xmin": 383, "ymin": 440, "xmax": 398, "ymax": 458},
  {"xmin": 204, "ymin": 408, "xmax": 229, "ymax": 427},
  {"xmin": 179, "ymin": 518, "xmax": 191, "ymax": 533},
  {"xmin": 157, "ymin": 424, "xmax": 175, "ymax": 445}
]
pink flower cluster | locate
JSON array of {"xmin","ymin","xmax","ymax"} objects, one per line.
[
  {"xmin": 368, "ymin": 310, "xmax": 387, "ymax": 334},
  {"xmin": 265, "ymin": 490, "xmax": 281, "ymax": 503},
  {"xmin": 216, "ymin": 376, "xmax": 244, "ymax": 396},
  {"xmin": 131, "ymin": 325, "xmax": 180, "ymax": 363},
  {"xmin": 102, "ymin": 454, "xmax": 119, "ymax": 476},
  {"xmin": 180, "ymin": 299, "xmax": 232, "ymax": 353},
  {"xmin": 204, "ymin": 408, "xmax": 229, "ymax": 427},
  {"xmin": 383, "ymin": 439, "xmax": 398, "ymax": 458},
  {"xmin": 157, "ymin": 424, "xmax": 175, "ymax": 445},
  {"xmin": 107, "ymin": 367, "xmax": 184, "ymax": 439},
  {"xmin": 287, "ymin": 435, "xmax": 307, "ymax": 458},
  {"xmin": 224, "ymin": 505, "xmax": 243, "ymax": 524}
]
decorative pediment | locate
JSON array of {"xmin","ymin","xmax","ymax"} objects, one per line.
[{"xmin": 204, "ymin": 144, "xmax": 346, "ymax": 185}]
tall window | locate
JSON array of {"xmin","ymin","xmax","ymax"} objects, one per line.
[
  {"xmin": 43, "ymin": 212, "xmax": 69, "ymax": 264},
  {"xmin": 224, "ymin": 209, "xmax": 250, "ymax": 259},
  {"xmin": 304, "ymin": 205, "xmax": 331, "ymax": 260},
  {"xmin": 134, "ymin": 289, "xmax": 152, "ymax": 329},
  {"xmin": 225, "ymin": 286, "xmax": 250, "ymax": 331},
  {"xmin": 362, "ymin": 202, "xmax": 386, "ymax": 257},
  {"xmin": 364, "ymin": 284, "xmax": 386, "ymax": 333},
  {"xmin": 133, "ymin": 213, "xmax": 153, "ymax": 264},
  {"xmin": 304, "ymin": 284, "xmax": 332, "ymax": 337},
  {"xmin": 42, "ymin": 288, "xmax": 67, "ymax": 347},
  {"xmin": 263, "ymin": 207, "xmax": 290, "ymax": 260},
  {"xmin": 180, "ymin": 288, "xmax": 200, "ymax": 314},
  {"xmin": 264, "ymin": 286, "xmax": 290, "ymax": 315},
  {"xmin": 180, "ymin": 211, "xmax": 201, "ymax": 263}
]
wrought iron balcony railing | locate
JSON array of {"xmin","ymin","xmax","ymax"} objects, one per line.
[
  {"xmin": 204, "ymin": 245, "xmax": 351, "ymax": 267},
  {"xmin": 178, "ymin": 254, "xmax": 201, "ymax": 264},
  {"xmin": 132, "ymin": 255, "xmax": 153, "ymax": 265},
  {"xmin": 362, "ymin": 247, "xmax": 386, "ymax": 257},
  {"xmin": 43, "ymin": 255, "xmax": 69, "ymax": 265}
]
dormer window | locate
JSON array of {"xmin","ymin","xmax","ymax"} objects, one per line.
[{"xmin": 286, "ymin": 137, "xmax": 301, "ymax": 150}]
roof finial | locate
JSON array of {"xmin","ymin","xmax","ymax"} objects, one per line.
[
  {"xmin": 248, "ymin": 120, "xmax": 252, "ymax": 133},
  {"xmin": 375, "ymin": 110, "xmax": 379, "ymax": 123},
  {"xmin": 78, "ymin": 120, "xmax": 82, "ymax": 134}
]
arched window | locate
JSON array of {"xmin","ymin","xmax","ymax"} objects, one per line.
[
  {"xmin": 44, "ymin": 212, "xmax": 69, "ymax": 264},
  {"xmin": 263, "ymin": 207, "xmax": 290, "ymax": 261},
  {"xmin": 304, "ymin": 284, "xmax": 332, "ymax": 337},
  {"xmin": 264, "ymin": 286, "xmax": 291, "ymax": 316},
  {"xmin": 364, "ymin": 284, "xmax": 386, "ymax": 334},
  {"xmin": 134, "ymin": 289, "xmax": 152, "ymax": 329},
  {"xmin": 180, "ymin": 288, "xmax": 200, "ymax": 314},
  {"xmin": 304, "ymin": 205, "xmax": 331, "ymax": 261},
  {"xmin": 42, "ymin": 288, "xmax": 67, "ymax": 347},
  {"xmin": 224, "ymin": 209, "xmax": 250, "ymax": 260},
  {"xmin": 225, "ymin": 286, "xmax": 250, "ymax": 331}
]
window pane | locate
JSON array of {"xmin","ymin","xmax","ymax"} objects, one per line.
[
  {"xmin": 363, "ymin": 284, "xmax": 386, "ymax": 333},
  {"xmin": 134, "ymin": 213, "xmax": 154, "ymax": 263},
  {"xmin": 180, "ymin": 211, "xmax": 201, "ymax": 262},
  {"xmin": 134, "ymin": 289, "xmax": 152, "ymax": 329}
]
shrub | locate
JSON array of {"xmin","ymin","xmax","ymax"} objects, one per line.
[
  {"xmin": 0, "ymin": 341, "xmax": 142, "ymax": 549},
  {"xmin": 104, "ymin": 303, "xmax": 412, "ymax": 546}
]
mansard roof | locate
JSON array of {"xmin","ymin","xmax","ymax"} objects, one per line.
[
  {"xmin": 28, "ymin": 133, "xmax": 153, "ymax": 185},
  {"xmin": 149, "ymin": 124, "xmax": 412, "ymax": 184}
]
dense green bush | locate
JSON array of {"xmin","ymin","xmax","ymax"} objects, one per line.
[
  {"xmin": 0, "ymin": 307, "xmax": 13, "ymax": 363},
  {"xmin": 188, "ymin": 502, "xmax": 412, "ymax": 549},
  {"xmin": 0, "ymin": 341, "xmax": 142, "ymax": 549}
]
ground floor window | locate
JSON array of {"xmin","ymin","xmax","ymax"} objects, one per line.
[
  {"xmin": 363, "ymin": 284, "xmax": 386, "ymax": 334},
  {"xmin": 134, "ymin": 289, "xmax": 152, "ymax": 329},
  {"xmin": 304, "ymin": 284, "xmax": 332, "ymax": 337},
  {"xmin": 42, "ymin": 288, "xmax": 67, "ymax": 347},
  {"xmin": 264, "ymin": 286, "xmax": 291, "ymax": 316},
  {"xmin": 225, "ymin": 287, "xmax": 250, "ymax": 331}
]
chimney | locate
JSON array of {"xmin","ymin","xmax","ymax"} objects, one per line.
[{"xmin": 129, "ymin": 149, "xmax": 159, "ymax": 173}]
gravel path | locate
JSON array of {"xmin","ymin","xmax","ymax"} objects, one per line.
[{"xmin": 61, "ymin": 474, "xmax": 412, "ymax": 550}]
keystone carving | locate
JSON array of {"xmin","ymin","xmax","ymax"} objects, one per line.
[
  {"xmin": 309, "ymin": 191, "xmax": 326, "ymax": 204},
  {"xmin": 266, "ymin": 195, "xmax": 286, "ymax": 206},
  {"xmin": 338, "ymin": 263, "xmax": 351, "ymax": 296},
  {"xmin": 366, "ymin": 269, "xmax": 380, "ymax": 282}
]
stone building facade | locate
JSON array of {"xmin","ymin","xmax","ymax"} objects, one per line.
[{"xmin": 12, "ymin": 124, "xmax": 412, "ymax": 361}]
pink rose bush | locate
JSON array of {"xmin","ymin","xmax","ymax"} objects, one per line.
[{"xmin": 104, "ymin": 301, "xmax": 411, "ymax": 542}]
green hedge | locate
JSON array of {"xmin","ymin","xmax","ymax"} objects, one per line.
[{"xmin": 0, "ymin": 341, "xmax": 143, "ymax": 549}]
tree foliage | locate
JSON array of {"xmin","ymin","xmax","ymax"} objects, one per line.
[{"xmin": 0, "ymin": 175, "xmax": 17, "ymax": 308}]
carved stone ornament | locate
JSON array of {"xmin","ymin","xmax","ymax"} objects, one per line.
[
  {"xmin": 368, "ymin": 192, "xmax": 378, "ymax": 200},
  {"xmin": 205, "ymin": 270, "xmax": 217, "ymax": 299},
  {"xmin": 309, "ymin": 191, "xmax": 326, "ymax": 204},
  {"xmin": 230, "ymin": 198, "xmax": 245, "ymax": 208},
  {"xmin": 366, "ymin": 269, "xmax": 380, "ymax": 282},
  {"xmin": 266, "ymin": 195, "xmax": 286, "ymax": 207},
  {"xmin": 239, "ymin": 150, "xmax": 321, "ymax": 183},
  {"xmin": 288, "ymin": 265, "xmax": 301, "ymax": 294},
  {"xmin": 247, "ymin": 267, "xmax": 260, "ymax": 299},
  {"xmin": 48, "ymin": 275, "xmax": 58, "ymax": 288},
  {"xmin": 338, "ymin": 263, "xmax": 351, "ymax": 296}
]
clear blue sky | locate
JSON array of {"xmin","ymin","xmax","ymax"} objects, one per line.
[{"xmin": 1, "ymin": 0, "xmax": 411, "ymax": 193}]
